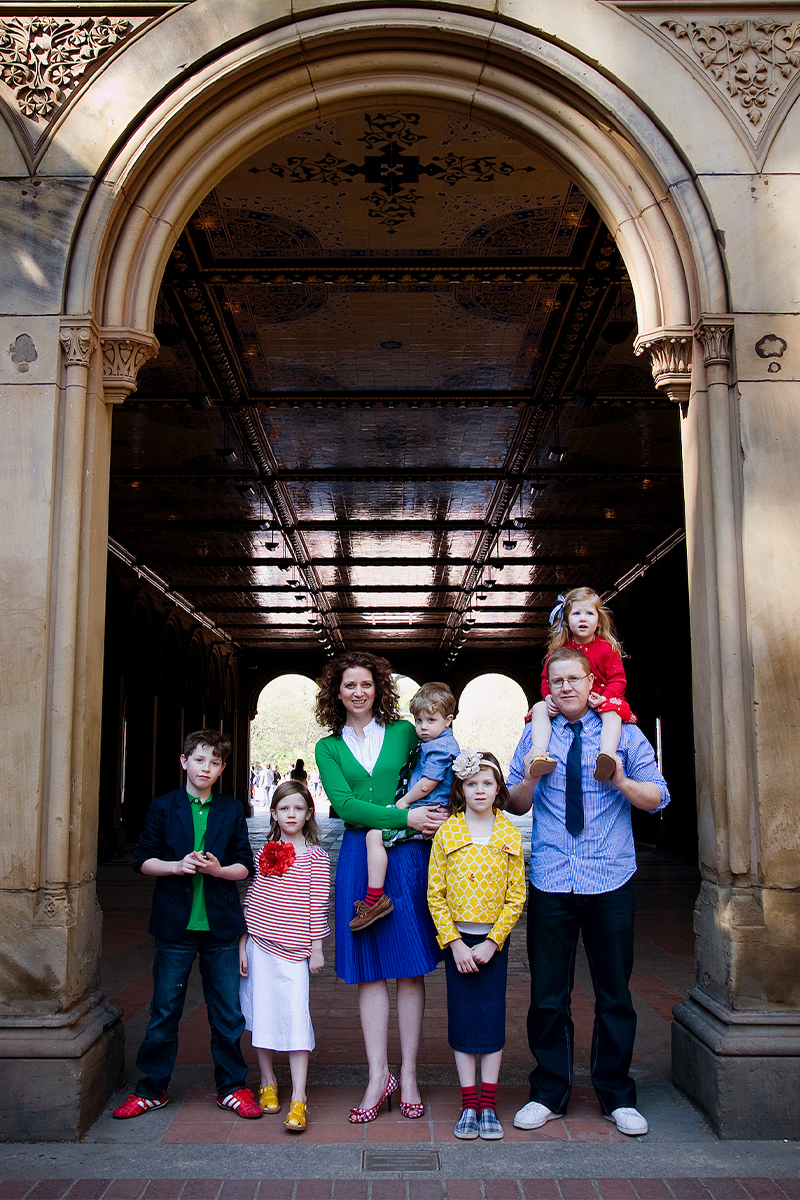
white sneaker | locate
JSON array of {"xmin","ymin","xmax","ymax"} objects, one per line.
[
  {"xmin": 604, "ymin": 1106, "xmax": 648, "ymax": 1136},
  {"xmin": 513, "ymin": 1100, "xmax": 564, "ymax": 1129}
]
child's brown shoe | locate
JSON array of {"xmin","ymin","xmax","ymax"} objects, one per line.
[
  {"xmin": 529, "ymin": 755, "xmax": 556, "ymax": 779},
  {"xmin": 350, "ymin": 893, "xmax": 394, "ymax": 931},
  {"xmin": 594, "ymin": 753, "xmax": 617, "ymax": 782}
]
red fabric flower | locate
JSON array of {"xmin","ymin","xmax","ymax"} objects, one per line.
[{"xmin": 258, "ymin": 841, "xmax": 296, "ymax": 877}]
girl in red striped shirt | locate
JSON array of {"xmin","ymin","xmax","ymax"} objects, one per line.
[{"xmin": 239, "ymin": 781, "xmax": 330, "ymax": 1134}]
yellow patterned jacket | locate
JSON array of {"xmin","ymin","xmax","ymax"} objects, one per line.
[{"xmin": 427, "ymin": 810, "xmax": 526, "ymax": 950}]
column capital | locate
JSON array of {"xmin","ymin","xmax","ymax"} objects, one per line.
[
  {"xmin": 58, "ymin": 321, "xmax": 97, "ymax": 368},
  {"xmin": 694, "ymin": 314, "xmax": 735, "ymax": 368},
  {"xmin": 99, "ymin": 328, "xmax": 159, "ymax": 406},
  {"xmin": 633, "ymin": 326, "xmax": 693, "ymax": 405}
]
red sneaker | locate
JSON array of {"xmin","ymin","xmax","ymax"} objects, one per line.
[
  {"xmin": 112, "ymin": 1092, "xmax": 169, "ymax": 1119},
  {"xmin": 217, "ymin": 1088, "xmax": 263, "ymax": 1119}
]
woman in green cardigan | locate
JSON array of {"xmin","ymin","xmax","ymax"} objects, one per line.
[{"xmin": 315, "ymin": 651, "xmax": 447, "ymax": 1123}]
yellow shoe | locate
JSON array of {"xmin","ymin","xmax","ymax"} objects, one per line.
[
  {"xmin": 284, "ymin": 1100, "xmax": 307, "ymax": 1133},
  {"xmin": 258, "ymin": 1084, "xmax": 280, "ymax": 1114}
]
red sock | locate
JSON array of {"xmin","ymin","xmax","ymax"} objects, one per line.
[
  {"xmin": 479, "ymin": 1082, "xmax": 497, "ymax": 1112},
  {"xmin": 365, "ymin": 887, "xmax": 383, "ymax": 907},
  {"xmin": 461, "ymin": 1086, "xmax": 478, "ymax": 1111}
]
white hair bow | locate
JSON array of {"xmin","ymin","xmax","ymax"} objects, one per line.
[{"xmin": 549, "ymin": 594, "xmax": 567, "ymax": 628}]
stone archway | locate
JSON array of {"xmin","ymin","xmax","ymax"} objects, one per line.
[{"xmin": 8, "ymin": 1, "xmax": 795, "ymax": 1141}]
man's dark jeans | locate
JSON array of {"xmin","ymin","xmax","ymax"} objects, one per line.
[
  {"xmin": 525, "ymin": 879, "xmax": 637, "ymax": 1115},
  {"xmin": 135, "ymin": 932, "xmax": 247, "ymax": 1099}
]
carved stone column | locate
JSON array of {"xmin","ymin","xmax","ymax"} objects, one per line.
[
  {"xmin": 100, "ymin": 328, "xmax": 159, "ymax": 405},
  {"xmin": 668, "ymin": 315, "xmax": 800, "ymax": 1138},
  {"xmin": 634, "ymin": 327, "xmax": 693, "ymax": 406},
  {"xmin": 0, "ymin": 320, "xmax": 123, "ymax": 1140}
]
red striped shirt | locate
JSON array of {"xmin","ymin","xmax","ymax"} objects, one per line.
[{"xmin": 244, "ymin": 844, "xmax": 330, "ymax": 962}]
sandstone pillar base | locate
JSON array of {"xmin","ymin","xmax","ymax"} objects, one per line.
[
  {"xmin": 672, "ymin": 989, "xmax": 800, "ymax": 1139},
  {"xmin": 0, "ymin": 994, "xmax": 123, "ymax": 1141}
]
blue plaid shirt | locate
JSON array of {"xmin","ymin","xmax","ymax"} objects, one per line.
[{"xmin": 507, "ymin": 710, "xmax": 670, "ymax": 894}]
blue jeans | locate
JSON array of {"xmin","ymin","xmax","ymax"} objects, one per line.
[
  {"xmin": 135, "ymin": 932, "xmax": 247, "ymax": 1099},
  {"xmin": 525, "ymin": 879, "xmax": 637, "ymax": 1115}
]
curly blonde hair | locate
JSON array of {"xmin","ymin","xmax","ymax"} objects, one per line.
[
  {"xmin": 314, "ymin": 651, "xmax": 401, "ymax": 736},
  {"xmin": 547, "ymin": 587, "xmax": 625, "ymax": 658},
  {"xmin": 448, "ymin": 751, "xmax": 509, "ymax": 815}
]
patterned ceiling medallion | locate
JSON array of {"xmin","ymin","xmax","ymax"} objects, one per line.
[
  {"xmin": 246, "ymin": 283, "xmax": 328, "ymax": 324},
  {"xmin": 260, "ymin": 112, "xmax": 538, "ymax": 234},
  {"xmin": 460, "ymin": 192, "xmax": 588, "ymax": 260},
  {"xmin": 455, "ymin": 284, "xmax": 537, "ymax": 325},
  {"xmin": 199, "ymin": 208, "xmax": 322, "ymax": 259}
]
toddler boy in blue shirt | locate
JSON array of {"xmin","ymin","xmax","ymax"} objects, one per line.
[{"xmin": 351, "ymin": 682, "xmax": 459, "ymax": 931}]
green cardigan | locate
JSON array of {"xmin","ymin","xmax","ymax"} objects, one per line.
[{"xmin": 316, "ymin": 720, "xmax": 418, "ymax": 831}]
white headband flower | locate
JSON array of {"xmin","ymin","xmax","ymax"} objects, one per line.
[{"xmin": 453, "ymin": 748, "xmax": 501, "ymax": 781}]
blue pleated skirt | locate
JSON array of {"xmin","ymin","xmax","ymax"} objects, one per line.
[{"xmin": 335, "ymin": 830, "xmax": 442, "ymax": 984}]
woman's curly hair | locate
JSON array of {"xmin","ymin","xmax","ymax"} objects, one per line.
[{"xmin": 314, "ymin": 651, "xmax": 400, "ymax": 736}]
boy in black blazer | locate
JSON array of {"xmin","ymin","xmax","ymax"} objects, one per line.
[{"xmin": 113, "ymin": 730, "xmax": 262, "ymax": 1120}]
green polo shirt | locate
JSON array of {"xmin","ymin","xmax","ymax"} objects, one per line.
[{"xmin": 186, "ymin": 792, "xmax": 212, "ymax": 932}]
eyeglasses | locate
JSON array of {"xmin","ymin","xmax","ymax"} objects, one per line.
[{"xmin": 549, "ymin": 674, "xmax": 590, "ymax": 690}]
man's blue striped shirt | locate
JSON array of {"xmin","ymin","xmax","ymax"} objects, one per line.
[{"xmin": 506, "ymin": 710, "xmax": 670, "ymax": 894}]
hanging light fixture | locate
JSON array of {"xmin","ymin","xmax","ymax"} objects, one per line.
[
  {"xmin": 502, "ymin": 527, "xmax": 517, "ymax": 552},
  {"xmin": 548, "ymin": 404, "xmax": 567, "ymax": 461}
]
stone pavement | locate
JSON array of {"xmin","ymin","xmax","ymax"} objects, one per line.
[{"xmin": 1, "ymin": 816, "xmax": 797, "ymax": 1191}]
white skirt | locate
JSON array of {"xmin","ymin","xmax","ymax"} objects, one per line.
[{"xmin": 239, "ymin": 936, "xmax": 315, "ymax": 1052}]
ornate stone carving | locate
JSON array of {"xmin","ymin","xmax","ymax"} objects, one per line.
[
  {"xmin": 100, "ymin": 329, "xmax": 159, "ymax": 405},
  {"xmin": 695, "ymin": 316, "xmax": 734, "ymax": 368},
  {"xmin": 661, "ymin": 18, "xmax": 800, "ymax": 126},
  {"xmin": 0, "ymin": 16, "xmax": 132, "ymax": 121},
  {"xmin": 634, "ymin": 327, "xmax": 693, "ymax": 404},
  {"xmin": 34, "ymin": 887, "xmax": 74, "ymax": 927},
  {"xmin": 59, "ymin": 323, "xmax": 96, "ymax": 367}
]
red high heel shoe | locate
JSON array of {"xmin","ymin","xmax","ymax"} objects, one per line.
[{"xmin": 348, "ymin": 1073, "xmax": 398, "ymax": 1123}]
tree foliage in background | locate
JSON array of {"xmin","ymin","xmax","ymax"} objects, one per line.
[
  {"xmin": 249, "ymin": 671, "xmax": 529, "ymax": 778},
  {"xmin": 250, "ymin": 674, "xmax": 321, "ymax": 772},
  {"xmin": 452, "ymin": 674, "xmax": 529, "ymax": 775}
]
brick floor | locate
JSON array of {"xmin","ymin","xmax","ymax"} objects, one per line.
[
  {"xmin": 3, "ymin": 1185, "xmax": 800, "ymax": 1200},
  {"xmin": 98, "ymin": 824, "xmax": 702, "ymax": 1150},
  {"xmin": 82, "ymin": 820, "xmax": 798, "ymax": 1196}
]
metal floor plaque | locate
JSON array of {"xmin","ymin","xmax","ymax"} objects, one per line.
[{"xmin": 363, "ymin": 1149, "xmax": 440, "ymax": 1173}]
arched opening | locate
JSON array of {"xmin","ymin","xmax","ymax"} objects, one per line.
[
  {"xmin": 393, "ymin": 675, "xmax": 423, "ymax": 716},
  {"xmin": 452, "ymin": 673, "xmax": 529, "ymax": 776},
  {"xmin": 54, "ymin": 2, "xmax": 750, "ymax": 1140},
  {"xmin": 250, "ymin": 672, "xmax": 322, "ymax": 800},
  {"xmin": 99, "ymin": 89, "xmax": 700, "ymax": 851}
]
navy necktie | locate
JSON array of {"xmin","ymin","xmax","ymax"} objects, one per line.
[{"xmin": 565, "ymin": 721, "xmax": 584, "ymax": 837}]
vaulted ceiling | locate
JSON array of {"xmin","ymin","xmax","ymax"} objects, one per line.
[{"xmin": 108, "ymin": 106, "xmax": 684, "ymax": 662}]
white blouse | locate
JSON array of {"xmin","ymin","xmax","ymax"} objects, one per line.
[{"xmin": 341, "ymin": 718, "xmax": 386, "ymax": 775}]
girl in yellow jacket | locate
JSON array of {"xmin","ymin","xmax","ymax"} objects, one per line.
[{"xmin": 427, "ymin": 749, "xmax": 526, "ymax": 1142}]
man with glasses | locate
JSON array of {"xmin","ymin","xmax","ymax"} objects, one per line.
[{"xmin": 506, "ymin": 646, "xmax": 670, "ymax": 1136}]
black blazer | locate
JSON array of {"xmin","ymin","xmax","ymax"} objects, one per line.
[{"xmin": 133, "ymin": 787, "xmax": 254, "ymax": 942}]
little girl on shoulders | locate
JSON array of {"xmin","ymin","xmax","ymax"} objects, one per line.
[{"xmin": 528, "ymin": 586, "xmax": 636, "ymax": 782}]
